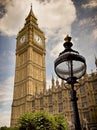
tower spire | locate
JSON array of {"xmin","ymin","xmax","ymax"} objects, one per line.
[
  {"xmin": 30, "ymin": 3, "xmax": 32, "ymax": 15},
  {"xmin": 51, "ymin": 74, "xmax": 55, "ymax": 89},
  {"xmin": 28, "ymin": 3, "xmax": 36, "ymax": 18},
  {"xmin": 25, "ymin": 4, "xmax": 37, "ymax": 26},
  {"xmin": 30, "ymin": 3, "xmax": 32, "ymax": 13}
]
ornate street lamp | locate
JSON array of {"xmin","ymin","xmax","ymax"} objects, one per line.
[{"xmin": 54, "ymin": 35, "xmax": 86, "ymax": 130}]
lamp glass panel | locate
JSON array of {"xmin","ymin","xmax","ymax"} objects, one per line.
[{"xmin": 56, "ymin": 60, "xmax": 86, "ymax": 80}]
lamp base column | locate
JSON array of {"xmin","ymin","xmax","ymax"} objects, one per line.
[{"xmin": 70, "ymin": 87, "xmax": 81, "ymax": 130}]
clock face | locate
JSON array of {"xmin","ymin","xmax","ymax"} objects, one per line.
[
  {"xmin": 20, "ymin": 35, "xmax": 25, "ymax": 44},
  {"xmin": 34, "ymin": 34, "xmax": 42, "ymax": 45}
]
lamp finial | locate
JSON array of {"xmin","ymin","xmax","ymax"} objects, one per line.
[{"xmin": 64, "ymin": 35, "xmax": 72, "ymax": 42}]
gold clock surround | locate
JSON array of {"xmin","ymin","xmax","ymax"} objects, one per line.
[
  {"xmin": 34, "ymin": 33, "xmax": 42, "ymax": 45},
  {"xmin": 20, "ymin": 35, "xmax": 25, "ymax": 44}
]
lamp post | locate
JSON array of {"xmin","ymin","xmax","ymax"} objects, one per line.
[{"xmin": 54, "ymin": 35, "xmax": 86, "ymax": 130}]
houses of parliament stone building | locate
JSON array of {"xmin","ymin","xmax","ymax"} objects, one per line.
[{"xmin": 11, "ymin": 6, "xmax": 97, "ymax": 130}]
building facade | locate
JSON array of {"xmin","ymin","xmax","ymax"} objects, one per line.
[
  {"xmin": 30, "ymin": 72, "xmax": 97, "ymax": 130},
  {"xmin": 11, "ymin": 6, "xmax": 97, "ymax": 130}
]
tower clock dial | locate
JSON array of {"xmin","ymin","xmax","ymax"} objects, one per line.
[
  {"xmin": 34, "ymin": 34, "xmax": 42, "ymax": 45},
  {"xmin": 20, "ymin": 35, "xmax": 25, "ymax": 44}
]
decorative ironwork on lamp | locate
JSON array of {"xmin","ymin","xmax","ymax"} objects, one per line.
[{"xmin": 54, "ymin": 35, "xmax": 86, "ymax": 130}]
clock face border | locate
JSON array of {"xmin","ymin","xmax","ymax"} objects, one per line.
[
  {"xmin": 20, "ymin": 35, "xmax": 26, "ymax": 44},
  {"xmin": 34, "ymin": 34, "xmax": 42, "ymax": 45}
]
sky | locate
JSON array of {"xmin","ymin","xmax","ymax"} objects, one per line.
[{"xmin": 0, "ymin": 0, "xmax": 97, "ymax": 127}]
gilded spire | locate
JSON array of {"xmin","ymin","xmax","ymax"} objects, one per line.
[
  {"xmin": 56, "ymin": 77, "xmax": 59, "ymax": 86},
  {"xmin": 52, "ymin": 74, "xmax": 55, "ymax": 89},
  {"xmin": 28, "ymin": 3, "xmax": 36, "ymax": 18},
  {"xmin": 25, "ymin": 4, "xmax": 37, "ymax": 21},
  {"xmin": 25, "ymin": 4, "xmax": 37, "ymax": 26},
  {"xmin": 52, "ymin": 74, "xmax": 54, "ymax": 81},
  {"xmin": 30, "ymin": 3, "xmax": 32, "ymax": 13}
]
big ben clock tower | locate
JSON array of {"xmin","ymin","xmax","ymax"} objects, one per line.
[{"xmin": 11, "ymin": 5, "xmax": 46, "ymax": 127}]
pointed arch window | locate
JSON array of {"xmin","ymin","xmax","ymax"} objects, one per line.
[
  {"xmin": 48, "ymin": 95, "xmax": 52, "ymax": 104},
  {"xmin": 80, "ymin": 85, "xmax": 85, "ymax": 93},
  {"xmin": 32, "ymin": 100, "xmax": 35, "ymax": 108},
  {"xmin": 58, "ymin": 92, "xmax": 62, "ymax": 100},
  {"xmin": 40, "ymin": 98, "xmax": 43, "ymax": 108}
]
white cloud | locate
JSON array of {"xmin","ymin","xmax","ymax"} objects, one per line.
[
  {"xmin": 38, "ymin": 0, "xmax": 76, "ymax": 29},
  {"xmin": 0, "ymin": 76, "xmax": 14, "ymax": 102},
  {"xmin": 82, "ymin": 0, "xmax": 97, "ymax": 9},
  {"xmin": 0, "ymin": 0, "xmax": 33, "ymax": 36},
  {"xmin": 0, "ymin": 110, "xmax": 11, "ymax": 127},
  {"xmin": 78, "ymin": 17, "xmax": 96, "ymax": 27},
  {"xmin": 0, "ymin": 0, "xmax": 76, "ymax": 39},
  {"xmin": 0, "ymin": 50, "xmax": 15, "ymax": 73},
  {"xmin": 37, "ymin": 0, "xmax": 76, "ymax": 58},
  {"xmin": 0, "ymin": 76, "xmax": 14, "ymax": 127},
  {"xmin": 77, "ymin": 17, "xmax": 97, "ymax": 41},
  {"xmin": 92, "ymin": 29, "xmax": 97, "ymax": 40},
  {"xmin": 36, "ymin": 0, "xmax": 76, "ymax": 40},
  {"xmin": 46, "ymin": 79, "xmax": 52, "ymax": 89},
  {"xmin": 49, "ymin": 37, "xmax": 78, "ymax": 59},
  {"xmin": 78, "ymin": 18, "xmax": 89, "ymax": 26},
  {"xmin": 50, "ymin": 41, "xmax": 64, "ymax": 58}
]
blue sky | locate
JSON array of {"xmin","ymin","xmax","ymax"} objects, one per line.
[{"xmin": 0, "ymin": 0, "xmax": 97, "ymax": 127}]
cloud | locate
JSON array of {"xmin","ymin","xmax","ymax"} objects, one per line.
[
  {"xmin": 0, "ymin": 0, "xmax": 76, "ymax": 39},
  {"xmin": 0, "ymin": 3, "xmax": 7, "ymax": 18},
  {"xmin": 37, "ymin": 0, "xmax": 76, "ymax": 58},
  {"xmin": 37, "ymin": 0, "xmax": 76, "ymax": 40},
  {"xmin": 38, "ymin": 0, "xmax": 76, "ymax": 30},
  {"xmin": 50, "ymin": 41, "xmax": 64, "ymax": 58},
  {"xmin": 0, "ymin": 110, "xmax": 11, "ymax": 127},
  {"xmin": 82, "ymin": 0, "xmax": 97, "ymax": 9},
  {"xmin": 0, "ymin": 50, "xmax": 15, "ymax": 81},
  {"xmin": 0, "ymin": 76, "xmax": 14, "ymax": 127},
  {"xmin": 92, "ymin": 29, "xmax": 97, "ymax": 39},
  {"xmin": 46, "ymin": 79, "xmax": 52, "ymax": 89},
  {"xmin": 78, "ymin": 15, "xmax": 97, "ymax": 27},
  {"xmin": 0, "ymin": 76, "xmax": 14, "ymax": 102},
  {"xmin": 0, "ymin": 0, "xmax": 27, "ymax": 36},
  {"xmin": 78, "ymin": 18, "xmax": 90, "ymax": 26}
]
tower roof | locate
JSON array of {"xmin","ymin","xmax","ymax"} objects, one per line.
[
  {"xmin": 28, "ymin": 4, "xmax": 36, "ymax": 19},
  {"xmin": 25, "ymin": 4, "xmax": 37, "ymax": 24}
]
